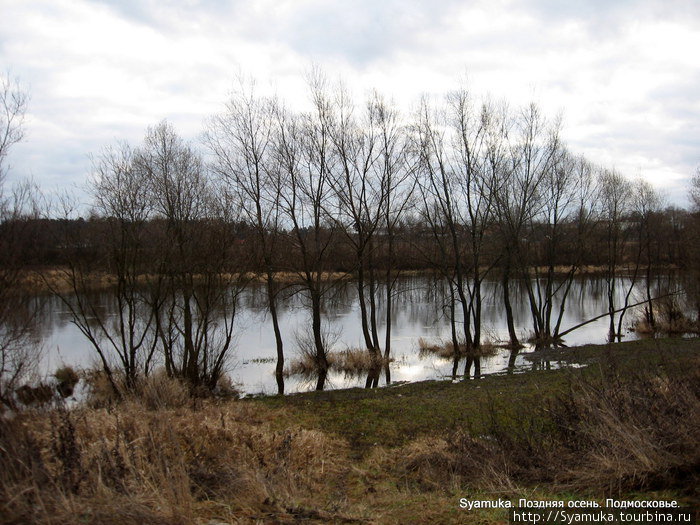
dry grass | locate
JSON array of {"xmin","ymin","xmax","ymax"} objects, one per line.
[
  {"xmin": 630, "ymin": 298, "xmax": 700, "ymax": 336},
  {"xmin": 284, "ymin": 351, "xmax": 327, "ymax": 377},
  {"xmin": 21, "ymin": 268, "xmax": 119, "ymax": 293},
  {"xmin": 417, "ymin": 337, "xmax": 454, "ymax": 358},
  {"xmin": 631, "ymin": 318, "xmax": 656, "ymax": 335},
  {"xmin": 21, "ymin": 268, "xmax": 354, "ymax": 293},
  {"xmin": 417, "ymin": 337, "xmax": 498, "ymax": 359},
  {"xmin": 374, "ymin": 361, "xmax": 700, "ymax": 497},
  {"xmin": 0, "ymin": 400, "xmax": 353, "ymax": 524},
  {"xmin": 333, "ymin": 348, "xmax": 392, "ymax": 375},
  {"xmin": 3, "ymin": 340, "xmax": 697, "ymax": 523},
  {"xmin": 285, "ymin": 347, "xmax": 392, "ymax": 378},
  {"xmin": 82, "ymin": 369, "xmax": 239, "ymax": 409},
  {"xmin": 243, "ymin": 271, "xmax": 353, "ymax": 285}
]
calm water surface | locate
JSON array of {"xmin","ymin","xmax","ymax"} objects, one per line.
[{"xmin": 28, "ymin": 274, "xmax": 671, "ymax": 395}]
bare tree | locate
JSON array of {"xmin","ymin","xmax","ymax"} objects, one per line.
[
  {"xmin": 0, "ymin": 182, "xmax": 42, "ymax": 409},
  {"xmin": 598, "ymin": 168, "xmax": 633, "ymax": 341},
  {"xmin": 324, "ymin": 84, "xmax": 386, "ymax": 374},
  {"xmin": 0, "ymin": 73, "xmax": 28, "ymax": 188},
  {"xmin": 519, "ymin": 149, "xmax": 599, "ymax": 345},
  {"xmin": 323, "ymin": 86, "xmax": 414, "ymax": 387},
  {"xmin": 0, "ymin": 75, "xmax": 38, "ymax": 409},
  {"xmin": 632, "ymin": 179, "xmax": 663, "ymax": 330},
  {"xmin": 413, "ymin": 95, "xmax": 469, "ymax": 377},
  {"xmin": 449, "ymin": 92, "xmax": 506, "ymax": 375},
  {"xmin": 493, "ymin": 103, "xmax": 559, "ymax": 347},
  {"xmin": 413, "ymin": 89, "xmax": 506, "ymax": 378},
  {"xmin": 205, "ymin": 86, "xmax": 288, "ymax": 394},
  {"xmin": 48, "ymin": 144, "xmax": 161, "ymax": 395},
  {"xmin": 275, "ymin": 75, "xmax": 338, "ymax": 391},
  {"xmin": 374, "ymin": 92, "xmax": 414, "ymax": 385},
  {"xmin": 686, "ymin": 168, "xmax": 700, "ymax": 321},
  {"xmin": 141, "ymin": 121, "xmax": 245, "ymax": 391},
  {"xmin": 691, "ymin": 167, "xmax": 700, "ymax": 211}
]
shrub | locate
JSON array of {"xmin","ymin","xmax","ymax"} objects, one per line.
[{"xmin": 54, "ymin": 366, "xmax": 80, "ymax": 397}]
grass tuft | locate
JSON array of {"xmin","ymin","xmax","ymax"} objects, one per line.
[{"xmin": 417, "ymin": 337, "xmax": 498, "ymax": 359}]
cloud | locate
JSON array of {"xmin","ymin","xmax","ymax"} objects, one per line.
[{"xmin": 0, "ymin": 0, "xmax": 698, "ymax": 206}]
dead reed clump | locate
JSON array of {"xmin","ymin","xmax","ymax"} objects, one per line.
[
  {"xmin": 83, "ymin": 369, "xmax": 237, "ymax": 410},
  {"xmin": 285, "ymin": 347, "xmax": 393, "ymax": 378},
  {"xmin": 54, "ymin": 366, "xmax": 80, "ymax": 398},
  {"xmin": 374, "ymin": 432, "xmax": 509, "ymax": 494},
  {"xmin": 480, "ymin": 362, "xmax": 700, "ymax": 494},
  {"xmin": 630, "ymin": 317, "xmax": 656, "ymax": 335},
  {"xmin": 630, "ymin": 312, "xmax": 699, "ymax": 336},
  {"xmin": 631, "ymin": 297, "xmax": 700, "ymax": 336},
  {"xmin": 469, "ymin": 341, "xmax": 499, "ymax": 358},
  {"xmin": 655, "ymin": 296, "xmax": 698, "ymax": 334},
  {"xmin": 417, "ymin": 337, "xmax": 461, "ymax": 359},
  {"xmin": 417, "ymin": 337, "xmax": 498, "ymax": 359},
  {"xmin": 547, "ymin": 367, "xmax": 700, "ymax": 494},
  {"xmin": 83, "ymin": 369, "xmax": 121, "ymax": 408},
  {"xmin": 0, "ymin": 417, "xmax": 51, "ymax": 523},
  {"xmin": 333, "ymin": 348, "xmax": 392, "ymax": 375},
  {"xmin": 214, "ymin": 373, "xmax": 241, "ymax": 398},
  {"xmin": 284, "ymin": 328, "xmax": 339, "ymax": 378},
  {"xmin": 658, "ymin": 314, "xmax": 699, "ymax": 335},
  {"xmin": 284, "ymin": 352, "xmax": 336, "ymax": 377},
  {"xmin": 14, "ymin": 383, "xmax": 55, "ymax": 406},
  {"xmin": 135, "ymin": 370, "xmax": 191, "ymax": 410},
  {"xmin": 388, "ymin": 437, "xmax": 459, "ymax": 491}
]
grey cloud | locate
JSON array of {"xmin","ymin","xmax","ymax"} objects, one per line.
[
  {"xmin": 237, "ymin": 0, "xmax": 465, "ymax": 66},
  {"xmin": 88, "ymin": 0, "xmax": 236, "ymax": 28},
  {"xmin": 513, "ymin": 0, "xmax": 700, "ymax": 39},
  {"xmin": 2, "ymin": 0, "xmax": 698, "ymax": 206}
]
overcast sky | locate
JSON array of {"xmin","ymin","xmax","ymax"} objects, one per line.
[{"xmin": 2, "ymin": 0, "xmax": 699, "ymax": 206}]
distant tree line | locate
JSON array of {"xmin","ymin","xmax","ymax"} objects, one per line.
[{"xmin": 2, "ymin": 72, "xmax": 699, "ymax": 402}]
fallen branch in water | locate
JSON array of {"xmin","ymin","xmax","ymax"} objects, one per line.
[{"xmin": 557, "ymin": 290, "xmax": 684, "ymax": 339}]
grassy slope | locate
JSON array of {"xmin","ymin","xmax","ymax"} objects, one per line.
[
  {"xmin": 2, "ymin": 337, "xmax": 697, "ymax": 524},
  {"xmin": 251, "ymin": 337, "xmax": 700, "ymax": 523},
  {"xmin": 256, "ymin": 337, "xmax": 698, "ymax": 453}
]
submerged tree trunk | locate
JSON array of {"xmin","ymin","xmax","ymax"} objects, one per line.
[
  {"xmin": 266, "ymin": 271, "xmax": 285, "ymax": 395},
  {"xmin": 448, "ymin": 282, "xmax": 460, "ymax": 380},
  {"xmin": 502, "ymin": 259, "xmax": 520, "ymax": 348},
  {"xmin": 311, "ymin": 288, "xmax": 328, "ymax": 391}
]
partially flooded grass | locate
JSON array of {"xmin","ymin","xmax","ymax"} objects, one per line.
[
  {"xmin": 285, "ymin": 347, "xmax": 393, "ymax": 378},
  {"xmin": 417, "ymin": 337, "xmax": 499, "ymax": 359},
  {"xmin": 632, "ymin": 315, "xmax": 700, "ymax": 336}
]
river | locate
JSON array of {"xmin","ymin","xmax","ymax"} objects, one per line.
[{"xmin": 22, "ymin": 273, "xmax": 680, "ymax": 395}]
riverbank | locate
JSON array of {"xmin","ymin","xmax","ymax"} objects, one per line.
[
  {"xmin": 2, "ymin": 337, "xmax": 698, "ymax": 524},
  {"xmin": 18, "ymin": 267, "xmax": 358, "ymax": 294},
  {"xmin": 18, "ymin": 264, "xmax": 679, "ymax": 294}
]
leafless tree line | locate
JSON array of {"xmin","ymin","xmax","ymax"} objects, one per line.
[
  {"xmin": 1, "ymin": 72, "xmax": 698, "ymax": 401},
  {"xmin": 48, "ymin": 122, "xmax": 248, "ymax": 398},
  {"xmin": 0, "ymin": 72, "xmax": 43, "ymax": 407}
]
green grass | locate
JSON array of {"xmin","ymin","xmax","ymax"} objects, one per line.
[
  {"xmin": 250, "ymin": 336, "xmax": 700, "ymax": 521},
  {"xmin": 254, "ymin": 337, "xmax": 700, "ymax": 455}
]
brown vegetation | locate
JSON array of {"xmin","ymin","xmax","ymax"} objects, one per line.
[
  {"xmin": 2, "ymin": 343, "xmax": 698, "ymax": 524},
  {"xmin": 0, "ymin": 342, "xmax": 700, "ymax": 524},
  {"xmin": 417, "ymin": 337, "xmax": 498, "ymax": 359},
  {"xmin": 285, "ymin": 347, "xmax": 392, "ymax": 378},
  {"xmin": 630, "ymin": 297, "xmax": 700, "ymax": 337},
  {"xmin": 82, "ymin": 369, "xmax": 239, "ymax": 409},
  {"xmin": 376, "ymin": 361, "xmax": 700, "ymax": 496},
  {"xmin": 0, "ymin": 401, "xmax": 351, "ymax": 524}
]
